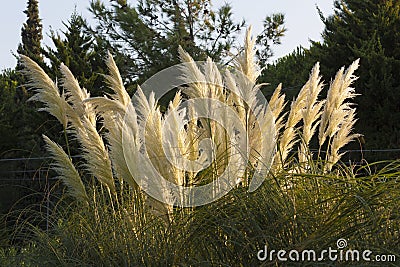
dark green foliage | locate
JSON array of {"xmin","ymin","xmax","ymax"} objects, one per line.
[
  {"xmin": 263, "ymin": 0, "xmax": 400, "ymax": 160},
  {"xmin": 0, "ymin": 69, "xmax": 48, "ymax": 160},
  {"xmin": 0, "ymin": 70, "xmax": 25, "ymax": 156},
  {"xmin": 1, "ymin": 0, "xmax": 49, "ymax": 224},
  {"xmin": 0, "ymin": 3, "xmax": 97, "ymax": 242},
  {"xmin": 0, "ymin": 69, "xmax": 49, "ymax": 235},
  {"xmin": 256, "ymin": 13, "xmax": 286, "ymax": 65},
  {"xmin": 89, "ymin": 0, "xmax": 245, "ymax": 84},
  {"xmin": 261, "ymin": 47, "xmax": 314, "ymax": 99},
  {"xmin": 313, "ymin": 0, "xmax": 400, "ymax": 155},
  {"xmin": 17, "ymin": 0, "xmax": 43, "ymax": 65},
  {"xmin": 42, "ymin": 12, "xmax": 109, "ymax": 96},
  {"xmin": 4, "ymin": 162, "xmax": 400, "ymax": 266},
  {"xmin": 89, "ymin": 0, "xmax": 285, "ymax": 86}
]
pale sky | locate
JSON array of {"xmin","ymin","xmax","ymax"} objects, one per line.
[{"xmin": 0, "ymin": 0, "xmax": 335, "ymax": 70}]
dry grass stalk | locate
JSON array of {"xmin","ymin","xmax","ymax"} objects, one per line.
[
  {"xmin": 298, "ymin": 63, "xmax": 325, "ymax": 163},
  {"xmin": 20, "ymin": 55, "xmax": 68, "ymax": 128},
  {"xmin": 326, "ymin": 108, "xmax": 360, "ymax": 171},
  {"xmin": 43, "ymin": 135, "xmax": 88, "ymax": 203},
  {"xmin": 23, "ymin": 26, "xmax": 362, "ymax": 218},
  {"xmin": 319, "ymin": 60, "xmax": 359, "ymax": 146},
  {"xmin": 275, "ymin": 73, "xmax": 309, "ymax": 167}
]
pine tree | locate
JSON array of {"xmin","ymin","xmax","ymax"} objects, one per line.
[
  {"xmin": 89, "ymin": 0, "xmax": 241, "ymax": 84},
  {"xmin": 261, "ymin": 47, "xmax": 314, "ymax": 99},
  {"xmin": 43, "ymin": 12, "xmax": 108, "ymax": 96},
  {"xmin": 256, "ymin": 13, "xmax": 286, "ymax": 65},
  {"xmin": 89, "ymin": 0, "xmax": 285, "ymax": 85},
  {"xmin": 3, "ymin": 0, "xmax": 46, "ymax": 158},
  {"xmin": 17, "ymin": 0, "xmax": 43, "ymax": 65}
]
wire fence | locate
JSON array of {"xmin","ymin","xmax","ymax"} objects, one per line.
[
  {"xmin": 0, "ymin": 155, "xmax": 81, "ymax": 181},
  {"xmin": 0, "ymin": 149, "xmax": 398, "ymax": 234}
]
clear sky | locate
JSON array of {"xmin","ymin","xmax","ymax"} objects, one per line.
[{"xmin": 0, "ymin": 0, "xmax": 335, "ymax": 70}]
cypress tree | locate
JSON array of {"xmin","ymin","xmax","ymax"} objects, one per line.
[{"xmin": 17, "ymin": 0, "xmax": 43, "ymax": 65}]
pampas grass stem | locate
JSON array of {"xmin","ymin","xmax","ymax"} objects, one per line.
[{"xmin": 43, "ymin": 135, "xmax": 88, "ymax": 203}]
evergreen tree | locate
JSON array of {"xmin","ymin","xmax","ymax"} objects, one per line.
[
  {"xmin": 263, "ymin": 0, "xmax": 400, "ymax": 160},
  {"xmin": 313, "ymin": 0, "xmax": 400, "ymax": 157},
  {"xmin": 261, "ymin": 47, "xmax": 314, "ymax": 99},
  {"xmin": 17, "ymin": 0, "xmax": 43, "ymax": 65},
  {"xmin": 15, "ymin": 0, "xmax": 44, "ymax": 104},
  {"xmin": 43, "ymin": 13, "xmax": 108, "ymax": 96},
  {"xmin": 0, "ymin": 70, "xmax": 23, "ymax": 156},
  {"xmin": 89, "ymin": 0, "xmax": 242, "ymax": 84},
  {"xmin": 3, "ymin": 0, "xmax": 64, "ymax": 219},
  {"xmin": 0, "ymin": 69, "xmax": 46, "ymax": 218}
]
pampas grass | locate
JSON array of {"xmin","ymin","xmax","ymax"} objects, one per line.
[
  {"xmin": 271, "ymin": 59, "xmax": 360, "ymax": 172},
  {"xmin": 104, "ymin": 51, "xmax": 131, "ymax": 108},
  {"xmin": 13, "ymin": 27, "xmax": 400, "ymax": 267},
  {"xmin": 42, "ymin": 135, "xmax": 88, "ymax": 203},
  {"xmin": 268, "ymin": 83, "xmax": 286, "ymax": 135},
  {"xmin": 60, "ymin": 63, "xmax": 116, "ymax": 194},
  {"xmin": 20, "ymin": 55, "xmax": 68, "ymax": 129},
  {"xmin": 60, "ymin": 63, "xmax": 96, "ymax": 125},
  {"xmin": 76, "ymin": 117, "xmax": 116, "ymax": 193},
  {"xmin": 233, "ymin": 26, "xmax": 260, "ymax": 84},
  {"xmin": 318, "ymin": 59, "xmax": 360, "ymax": 170},
  {"xmin": 298, "ymin": 63, "xmax": 325, "ymax": 163},
  {"xmin": 275, "ymin": 76, "xmax": 307, "ymax": 167},
  {"xmin": 22, "ymin": 27, "xmax": 361, "ymax": 217},
  {"xmin": 326, "ymin": 108, "xmax": 360, "ymax": 171},
  {"xmin": 21, "ymin": 56, "xmax": 116, "ymax": 195},
  {"xmin": 319, "ymin": 59, "xmax": 360, "ymax": 146}
]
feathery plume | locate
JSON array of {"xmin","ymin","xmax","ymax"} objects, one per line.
[
  {"xmin": 276, "ymin": 75, "xmax": 309, "ymax": 165},
  {"xmin": 134, "ymin": 86, "xmax": 176, "ymax": 217},
  {"xmin": 234, "ymin": 26, "xmax": 260, "ymax": 84},
  {"xmin": 105, "ymin": 51, "xmax": 131, "ymax": 108},
  {"xmin": 43, "ymin": 135, "xmax": 88, "ymax": 203},
  {"xmin": 299, "ymin": 63, "xmax": 325, "ymax": 162},
  {"xmin": 178, "ymin": 46, "xmax": 209, "ymax": 99},
  {"xmin": 269, "ymin": 83, "xmax": 286, "ymax": 135},
  {"xmin": 105, "ymin": 109, "xmax": 138, "ymax": 190},
  {"xmin": 60, "ymin": 64, "xmax": 96, "ymax": 125},
  {"xmin": 319, "ymin": 59, "xmax": 359, "ymax": 145},
  {"xmin": 326, "ymin": 109, "xmax": 360, "ymax": 171},
  {"xmin": 20, "ymin": 55, "xmax": 68, "ymax": 128},
  {"xmin": 58, "ymin": 62, "xmax": 116, "ymax": 193},
  {"xmin": 76, "ymin": 117, "xmax": 116, "ymax": 193},
  {"xmin": 86, "ymin": 53, "xmax": 137, "ymax": 190}
]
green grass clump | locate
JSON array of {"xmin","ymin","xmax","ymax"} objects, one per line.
[{"xmin": 4, "ymin": 162, "xmax": 398, "ymax": 266}]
